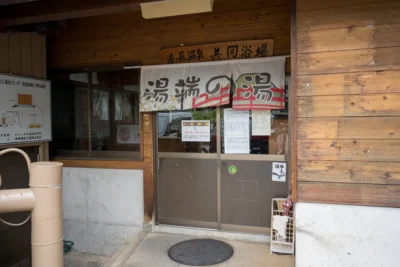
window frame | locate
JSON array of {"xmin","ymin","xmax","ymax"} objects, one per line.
[{"xmin": 49, "ymin": 63, "xmax": 143, "ymax": 162}]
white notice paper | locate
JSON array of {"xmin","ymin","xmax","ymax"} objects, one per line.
[
  {"xmin": 181, "ymin": 120, "xmax": 211, "ymax": 142},
  {"xmin": 252, "ymin": 110, "xmax": 271, "ymax": 136},
  {"xmin": 0, "ymin": 74, "xmax": 52, "ymax": 145},
  {"xmin": 224, "ymin": 109, "xmax": 250, "ymax": 154},
  {"xmin": 272, "ymin": 162, "xmax": 287, "ymax": 182}
]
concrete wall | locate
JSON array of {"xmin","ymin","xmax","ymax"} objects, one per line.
[
  {"xmin": 295, "ymin": 203, "xmax": 400, "ymax": 267},
  {"xmin": 62, "ymin": 168, "xmax": 144, "ymax": 257}
]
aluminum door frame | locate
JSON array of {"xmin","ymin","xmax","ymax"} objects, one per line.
[{"xmin": 155, "ymin": 107, "xmax": 288, "ymax": 233}]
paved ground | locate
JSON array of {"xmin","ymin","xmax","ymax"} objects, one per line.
[
  {"xmin": 64, "ymin": 250, "xmax": 109, "ymax": 267},
  {"xmin": 123, "ymin": 232, "xmax": 294, "ymax": 267}
]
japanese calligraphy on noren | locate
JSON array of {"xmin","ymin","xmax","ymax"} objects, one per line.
[
  {"xmin": 160, "ymin": 39, "xmax": 274, "ymax": 64},
  {"xmin": 140, "ymin": 57, "xmax": 285, "ymax": 112}
]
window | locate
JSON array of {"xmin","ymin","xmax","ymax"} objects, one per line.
[
  {"xmin": 221, "ymin": 109, "xmax": 288, "ymax": 155},
  {"xmin": 158, "ymin": 107, "xmax": 217, "ymax": 153},
  {"xmin": 50, "ymin": 68, "xmax": 141, "ymax": 160}
]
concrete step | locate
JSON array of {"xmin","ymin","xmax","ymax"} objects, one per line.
[
  {"xmin": 64, "ymin": 251, "xmax": 109, "ymax": 267},
  {"xmin": 103, "ymin": 231, "xmax": 148, "ymax": 267}
]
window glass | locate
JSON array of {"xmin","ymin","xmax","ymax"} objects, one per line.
[
  {"xmin": 221, "ymin": 110, "xmax": 288, "ymax": 155},
  {"xmin": 158, "ymin": 108, "xmax": 216, "ymax": 153},
  {"xmin": 50, "ymin": 69, "xmax": 141, "ymax": 159},
  {"xmin": 89, "ymin": 70, "xmax": 140, "ymax": 158},
  {"xmin": 220, "ymin": 76, "xmax": 289, "ymax": 155},
  {"xmin": 50, "ymin": 73, "xmax": 89, "ymax": 157}
]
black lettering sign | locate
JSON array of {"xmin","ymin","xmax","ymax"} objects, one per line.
[
  {"xmin": 255, "ymin": 43, "xmax": 268, "ymax": 57},
  {"xmin": 210, "ymin": 47, "xmax": 222, "ymax": 61},
  {"xmin": 227, "ymin": 45, "xmax": 238, "ymax": 59},
  {"xmin": 241, "ymin": 45, "xmax": 252, "ymax": 58}
]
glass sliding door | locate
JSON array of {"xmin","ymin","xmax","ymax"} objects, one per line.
[
  {"xmin": 156, "ymin": 88, "xmax": 290, "ymax": 234},
  {"xmin": 156, "ymin": 107, "xmax": 218, "ymax": 229}
]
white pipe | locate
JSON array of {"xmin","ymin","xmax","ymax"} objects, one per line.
[
  {"xmin": 0, "ymin": 148, "xmax": 32, "ymax": 172},
  {"xmin": 30, "ymin": 162, "xmax": 64, "ymax": 267},
  {"xmin": 0, "ymin": 149, "xmax": 64, "ymax": 267},
  {"xmin": 0, "ymin": 148, "xmax": 33, "ymax": 225},
  {"xmin": 0, "ymin": 188, "xmax": 35, "ymax": 213}
]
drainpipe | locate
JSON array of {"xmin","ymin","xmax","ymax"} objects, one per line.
[{"xmin": 0, "ymin": 148, "xmax": 64, "ymax": 267}]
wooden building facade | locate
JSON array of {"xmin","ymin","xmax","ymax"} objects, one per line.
[
  {"xmin": 0, "ymin": 0, "xmax": 400, "ymax": 265},
  {"xmin": 46, "ymin": 0, "xmax": 292, "ymax": 223},
  {"xmin": 42, "ymin": 0, "xmax": 400, "ymax": 219}
]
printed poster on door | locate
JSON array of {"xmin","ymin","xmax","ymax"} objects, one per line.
[
  {"xmin": 224, "ymin": 109, "xmax": 250, "ymax": 154},
  {"xmin": 272, "ymin": 162, "xmax": 286, "ymax": 182},
  {"xmin": 181, "ymin": 120, "xmax": 210, "ymax": 142},
  {"xmin": 140, "ymin": 57, "xmax": 285, "ymax": 111}
]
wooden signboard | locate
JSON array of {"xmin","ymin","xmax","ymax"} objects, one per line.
[{"xmin": 160, "ymin": 39, "xmax": 274, "ymax": 64}]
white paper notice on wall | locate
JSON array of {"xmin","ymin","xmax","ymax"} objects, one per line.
[
  {"xmin": 0, "ymin": 74, "xmax": 52, "ymax": 145},
  {"xmin": 181, "ymin": 120, "xmax": 210, "ymax": 142},
  {"xmin": 272, "ymin": 162, "xmax": 287, "ymax": 182},
  {"xmin": 252, "ymin": 110, "xmax": 271, "ymax": 136},
  {"xmin": 224, "ymin": 109, "xmax": 250, "ymax": 154}
]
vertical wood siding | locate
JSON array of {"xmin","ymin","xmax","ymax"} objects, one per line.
[{"xmin": 0, "ymin": 32, "xmax": 46, "ymax": 79}]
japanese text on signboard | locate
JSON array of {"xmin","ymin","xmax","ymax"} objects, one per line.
[
  {"xmin": 140, "ymin": 57, "xmax": 286, "ymax": 112},
  {"xmin": 160, "ymin": 39, "xmax": 274, "ymax": 64}
]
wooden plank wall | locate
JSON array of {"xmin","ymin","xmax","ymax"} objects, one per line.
[
  {"xmin": 296, "ymin": 0, "xmax": 400, "ymax": 206},
  {"xmin": 48, "ymin": 0, "xmax": 291, "ymax": 68},
  {"xmin": 48, "ymin": 0, "xmax": 291, "ymax": 222},
  {"xmin": 0, "ymin": 32, "xmax": 46, "ymax": 78}
]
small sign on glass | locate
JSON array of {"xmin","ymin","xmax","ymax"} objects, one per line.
[{"xmin": 181, "ymin": 120, "xmax": 211, "ymax": 142}]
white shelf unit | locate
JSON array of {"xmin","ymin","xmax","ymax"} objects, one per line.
[{"xmin": 270, "ymin": 198, "xmax": 295, "ymax": 255}]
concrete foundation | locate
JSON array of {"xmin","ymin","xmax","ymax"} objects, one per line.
[
  {"xmin": 62, "ymin": 168, "xmax": 144, "ymax": 257},
  {"xmin": 154, "ymin": 224, "xmax": 270, "ymax": 243},
  {"xmin": 295, "ymin": 203, "xmax": 400, "ymax": 267}
]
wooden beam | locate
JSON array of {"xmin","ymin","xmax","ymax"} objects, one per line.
[
  {"xmin": 298, "ymin": 94, "xmax": 400, "ymax": 118},
  {"xmin": 297, "ymin": 0, "xmax": 389, "ymax": 12},
  {"xmin": 298, "ymin": 139, "xmax": 400, "ymax": 162},
  {"xmin": 20, "ymin": 32, "xmax": 32, "ymax": 76},
  {"xmin": 8, "ymin": 33, "xmax": 21, "ymax": 74},
  {"xmin": 298, "ymin": 24, "xmax": 400, "ymax": 54},
  {"xmin": 0, "ymin": 34, "xmax": 9, "ymax": 73},
  {"xmin": 297, "ymin": 1, "xmax": 400, "ymax": 32},
  {"xmin": 62, "ymin": 5, "xmax": 290, "ymax": 37},
  {"xmin": 4, "ymin": 4, "xmax": 141, "ymax": 26},
  {"xmin": 298, "ymin": 117, "xmax": 400, "ymax": 139},
  {"xmin": 1, "ymin": 0, "xmax": 157, "ymax": 27},
  {"xmin": 298, "ymin": 47, "xmax": 400, "ymax": 75},
  {"xmin": 298, "ymin": 182, "xmax": 400, "ymax": 207},
  {"xmin": 298, "ymin": 160, "xmax": 400, "ymax": 185},
  {"xmin": 50, "ymin": 24, "xmax": 289, "ymax": 54},
  {"xmin": 290, "ymin": 0, "xmax": 297, "ymax": 201},
  {"xmin": 298, "ymin": 70, "xmax": 400, "ymax": 97}
]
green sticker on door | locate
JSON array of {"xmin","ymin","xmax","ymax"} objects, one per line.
[{"xmin": 228, "ymin": 165, "xmax": 237, "ymax": 175}]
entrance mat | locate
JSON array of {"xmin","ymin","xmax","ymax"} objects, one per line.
[{"xmin": 168, "ymin": 239, "xmax": 234, "ymax": 266}]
